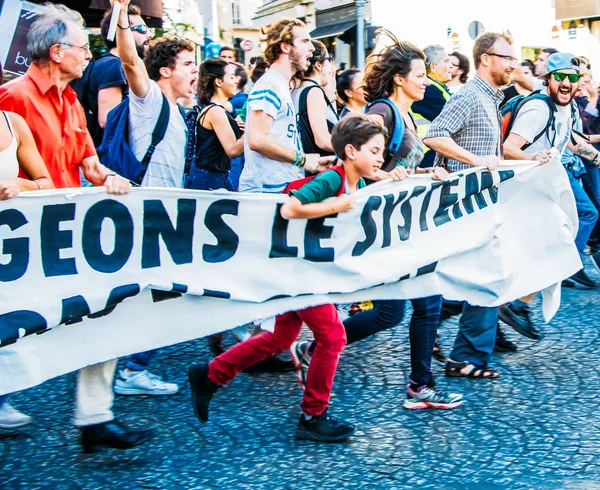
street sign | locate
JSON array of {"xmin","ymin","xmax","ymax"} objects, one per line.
[{"xmin": 240, "ymin": 39, "xmax": 254, "ymax": 52}]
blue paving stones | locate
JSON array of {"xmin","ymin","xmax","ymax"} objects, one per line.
[{"xmin": 2, "ymin": 264, "xmax": 600, "ymax": 489}]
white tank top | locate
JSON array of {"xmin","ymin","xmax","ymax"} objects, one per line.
[{"xmin": 0, "ymin": 111, "xmax": 18, "ymax": 180}]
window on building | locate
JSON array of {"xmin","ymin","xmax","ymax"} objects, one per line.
[{"xmin": 232, "ymin": 0, "xmax": 241, "ymax": 26}]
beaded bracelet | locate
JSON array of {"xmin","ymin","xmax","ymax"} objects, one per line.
[{"xmin": 293, "ymin": 150, "xmax": 306, "ymax": 168}]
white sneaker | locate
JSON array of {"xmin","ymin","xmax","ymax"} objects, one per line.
[
  {"xmin": 0, "ymin": 402, "xmax": 32, "ymax": 428},
  {"xmin": 114, "ymin": 370, "xmax": 179, "ymax": 396}
]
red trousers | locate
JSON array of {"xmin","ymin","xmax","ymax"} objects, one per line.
[{"xmin": 208, "ymin": 304, "xmax": 346, "ymax": 416}]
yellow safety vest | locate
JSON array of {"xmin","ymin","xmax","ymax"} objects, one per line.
[{"xmin": 409, "ymin": 78, "xmax": 451, "ymax": 152}]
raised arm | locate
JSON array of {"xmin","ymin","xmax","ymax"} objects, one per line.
[{"xmin": 111, "ymin": 0, "xmax": 150, "ymax": 98}]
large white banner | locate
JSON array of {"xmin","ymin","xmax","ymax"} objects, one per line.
[{"xmin": 0, "ymin": 159, "xmax": 581, "ymax": 395}]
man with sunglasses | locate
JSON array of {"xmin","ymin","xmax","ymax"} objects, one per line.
[
  {"xmin": 71, "ymin": 4, "xmax": 152, "ymax": 147},
  {"xmin": 505, "ymin": 53, "xmax": 600, "ymax": 290}
]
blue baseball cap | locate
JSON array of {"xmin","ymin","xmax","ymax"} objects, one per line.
[{"xmin": 539, "ymin": 53, "xmax": 581, "ymax": 78}]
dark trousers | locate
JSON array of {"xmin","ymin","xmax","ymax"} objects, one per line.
[
  {"xmin": 342, "ymin": 296, "xmax": 442, "ymax": 387},
  {"xmin": 449, "ymin": 304, "xmax": 498, "ymax": 367}
]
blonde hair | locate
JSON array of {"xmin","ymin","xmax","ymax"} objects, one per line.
[{"xmin": 261, "ymin": 18, "xmax": 306, "ymax": 65}]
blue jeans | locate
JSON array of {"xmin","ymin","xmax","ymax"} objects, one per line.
[
  {"xmin": 125, "ymin": 350, "xmax": 158, "ymax": 371},
  {"xmin": 581, "ymin": 161, "xmax": 600, "ymax": 242},
  {"xmin": 184, "ymin": 167, "xmax": 233, "ymax": 191},
  {"xmin": 450, "ymin": 304, "xmax": 499, "ymax": 367},
  {"xmin": 567, "ymin": 167, "xmax": 598, "ymax": 254},
  {"xmin": 343, "ymin": 296, "xmax": 442, "ymax": 387},
  {"xmin": 228, "ymin": 154, "xmax": 245, "ymax": 191}
]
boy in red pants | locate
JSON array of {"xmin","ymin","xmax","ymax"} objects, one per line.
[{"xmin": 188, "ymin": 115, "xmax": 387, "ymax": 442}]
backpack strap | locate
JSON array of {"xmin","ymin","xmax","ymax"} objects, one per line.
[
  {"xmin": 515, "ymin": 94, "xmax": 558, "ymax": 150},
  {"xmin": 300, "ymin": 81, "xmax": 338, "ymax": 121},
  {"xmin": 135, "ymin": 93, "xmax": 170, "ymax": 185},
  {"xmin": 366, "ymin": 99, "xmax": 405, "ymax": 155}
]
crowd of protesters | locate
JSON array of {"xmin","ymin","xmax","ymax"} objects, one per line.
[{"xmin": 0, "ymin": 0, "xmax": 599, "ymax": 449}]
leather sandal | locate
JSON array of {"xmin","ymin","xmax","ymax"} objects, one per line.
[{"xmin": 445, "ymin": 360, "xmax": 500, "ymax": 379}]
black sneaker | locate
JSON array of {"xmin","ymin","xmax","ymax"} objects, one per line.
[
  {"xmin": 569, "ymin": 269, "xmax": 598, "ymax": 289},
  {"xmin": 188, "ymin": 362, "xmax": 220, "ymax": 423},
  {"xmin": 494, "ymin": 325, "xmax": 517, "ymax": 353},
  {"xmin": 296, "ymin": 410, "xmax": 355, "ymax": 442},
  {"xmin": 498, "ymin": 303, "xmax": 541, "ymax": 340}
]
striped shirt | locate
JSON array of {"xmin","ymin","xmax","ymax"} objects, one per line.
[
  {"xmin": 129, "ymin": 81, "xmax": 187, "ymax": 187},
  {"xmin": 426, "ymin": 75, "xmax": 505, "ymax": 172},
  {"xmin": 239, "ymin": 68, "xmax": 304, "ymax": 193}
]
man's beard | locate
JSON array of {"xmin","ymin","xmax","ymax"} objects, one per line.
[
  {"xmin": 136, "ymin": 42, "xmax": 147, "ymax": 59},
  {"xmin": 548, "ymin": 86, "xmax": 576, "ymax": 106},
  {"xmin": 492, "ymin": 71, "xmax": 511, "ymax": 88},
  {"xmin": 289, "ymin": 48, "xmax": 306, "ymax": 73}
]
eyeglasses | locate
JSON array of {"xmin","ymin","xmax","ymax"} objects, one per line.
[
  {"xmin": 552, "ymin": 71, "xmax": 582, "ymax": 83},
  {"xmin": 320, "ymin": 55, "xmax": 333, "ymax": 62},
  {"xmin": 131, "ymin": 24, "xmax": 149, "ymax": 34},
  {"xmin": 486, "ymin": 53, "xmax": 518, "ymax": 63},
  {"xmin": 61, "ymin": 43, "xmax": 90, "ymax": 53}
]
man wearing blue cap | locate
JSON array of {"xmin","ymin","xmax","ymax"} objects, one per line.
[{"xmin": 504, "ymin": 52, "xmax": 600, "ymax": 324}]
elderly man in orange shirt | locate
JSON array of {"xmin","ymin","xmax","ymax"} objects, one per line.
[{"xmin": 0, "ymin": 4, "xmax": 153, "ymax": 453}]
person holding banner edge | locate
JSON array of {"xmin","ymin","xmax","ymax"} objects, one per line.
[
  {"xmin": 0, "ymin": 4, "xmax": 156, "ymax": 452},
  {"xmin": 423, "ymin": 32, "xmax": 516, "ymax": 379},
  {"xmin": 290, "ymin": 32, "xmax": 463, "ymax": 410},
  {"xmin": 0, "ymin": 61, "xmax": 54, "ymax": 428}
]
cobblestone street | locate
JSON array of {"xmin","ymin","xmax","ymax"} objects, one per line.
[{"xmin": 2, "ymin": 266, "xmax": 600, "ymax": 490}]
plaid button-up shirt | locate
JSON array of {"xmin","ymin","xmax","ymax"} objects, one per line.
[{"xmin": 425, "ymin": 75, "xmax": 505, "ymax": 172}]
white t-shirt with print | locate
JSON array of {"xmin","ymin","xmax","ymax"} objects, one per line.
[
  {"xmin": 509, "ymin": 97, "xmax": 573, "ymax": 156},
  {"xmin": 128, "ymin": 80, "xmax": 187, "ymax": 188},
  {"xmin": 239, "ymin": 68, "xmax": 303, "ymax": 193}
]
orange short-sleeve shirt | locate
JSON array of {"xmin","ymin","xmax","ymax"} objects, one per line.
[{"xmin": 0, "ymin": 64, "xmax": 96, "ymax": 189}]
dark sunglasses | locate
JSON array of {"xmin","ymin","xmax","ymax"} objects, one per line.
[
  {"xmin": 131, "ymin": 24, "xmax": 149, "ymax": 34},
  {"xmin": 321, "ymin": 55, "xmax": 333, "ymax": 62},
  {"xmin": 552, "ymin": 72, "xmax": 582, "ymax": 83}
]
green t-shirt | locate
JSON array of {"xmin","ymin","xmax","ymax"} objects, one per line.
[{"xmin": 290, "ymin": 167, "xmax": 365, "ymax": 205}]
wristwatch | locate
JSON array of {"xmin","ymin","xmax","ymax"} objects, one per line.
[{"xmin": 593, "ymin": 153, "xmax": 600, "ymax": 165}]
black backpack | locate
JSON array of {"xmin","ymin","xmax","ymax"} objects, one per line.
[
  {"xmin": 296, "ymin": 81, "xmax": 338, "ymax": 156},
  {"xmin": 501, "ymin": 90, "xmax": 580, "ymax": 149}
]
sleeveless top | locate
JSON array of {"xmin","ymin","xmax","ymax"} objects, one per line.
[
  {"xmin": 0, "ymin": 111, "xmax": 19, "ymax": 179},
  {"xmin": 194, "ymin": 103, "xmax": 242, "ymax": 173}
]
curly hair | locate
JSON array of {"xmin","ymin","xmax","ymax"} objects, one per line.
[
  {"xmin": 261, "ymin": 18, "xmax": 306, "ymax": 65},
  {"xmin": 362, "ymin": 29, "xmax": 424, "ymax": 102},
  {"xmin": 145, "ymin": 36, "xmax": 195, "ymax": 81}
]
